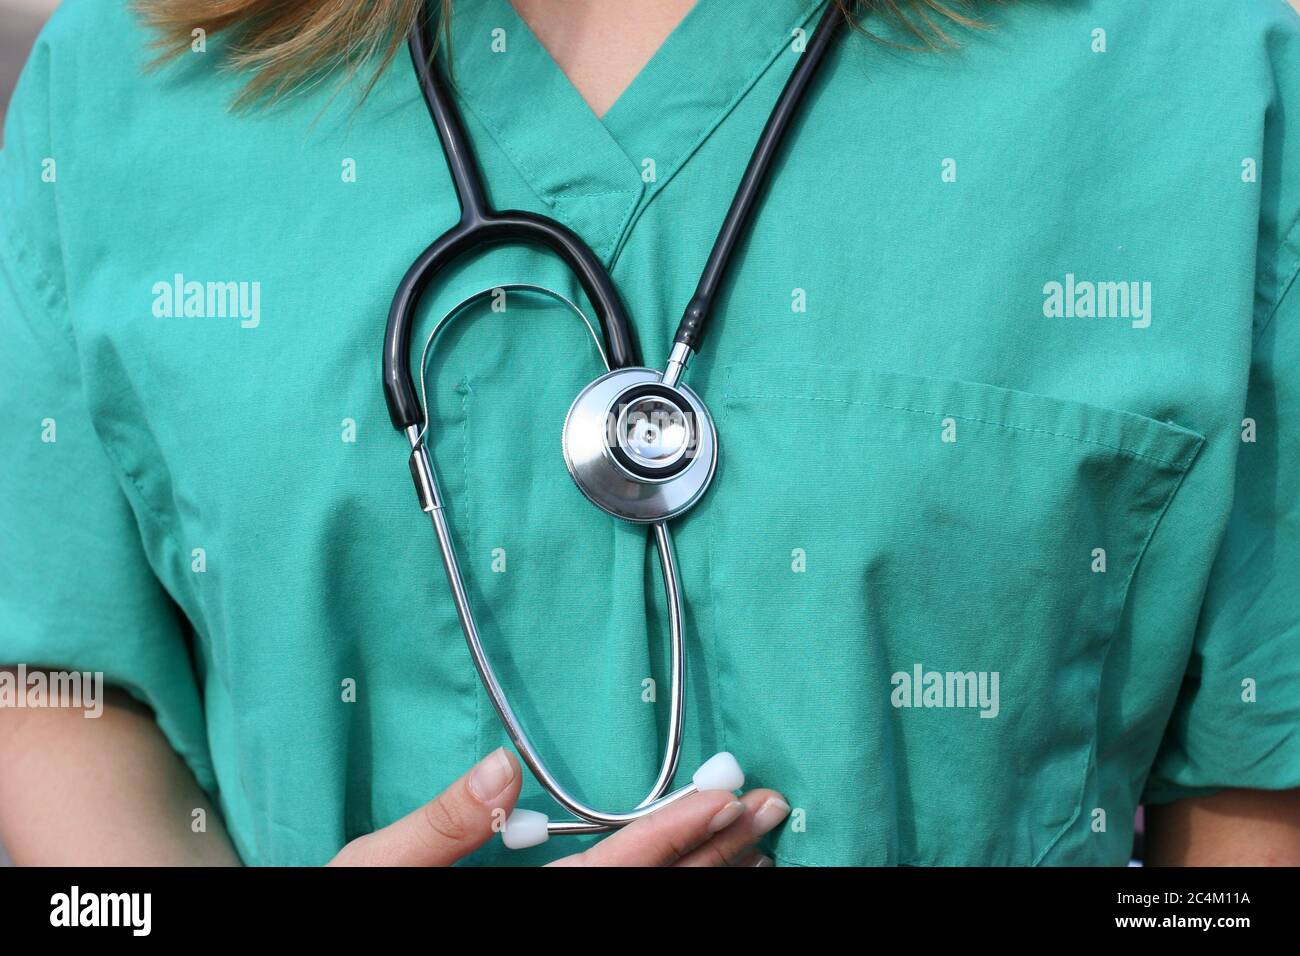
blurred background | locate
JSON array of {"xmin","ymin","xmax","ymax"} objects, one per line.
[{"xmin": 1, "ymin": 0, "xmax": 58, "ymax": 141}]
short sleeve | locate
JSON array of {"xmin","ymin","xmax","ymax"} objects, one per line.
[
  {"xmin": 0, "ymin": 30, "xmax": 214, "ymax": 791},
  {"xmin": 1144, "ymin": 265, "xmax": 1300, "ymax": 803},
  {"xmin": 1144, "ymin": 7, "xmax": 1300, "ymax": 801}
]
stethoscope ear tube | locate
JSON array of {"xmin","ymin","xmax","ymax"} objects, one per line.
[
  {"xmin": 503, "ymin": 751, "xmax": 746, "ymax": 848},
  {"xmin": 670, "ymin": 0, "xmax": 847, "ymax": 353},
  {"xmin": 383, "ymin": 10, "xmax": 641, "ymax": 432},
  {"xmin": 421, "ymin": 442, "xmax": 708, "ymax": 839},
  {"xmin": 382, "ymin": 211, "xmax": 640, "ymax": 431},
  {"xmin": 406, "ymin": 287, "xmax": 705, "ymax": 839}
]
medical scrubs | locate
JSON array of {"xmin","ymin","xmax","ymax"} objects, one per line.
[{"xmin": 2, "ymin": 0, "xmax": 1298, "ymax": 866}]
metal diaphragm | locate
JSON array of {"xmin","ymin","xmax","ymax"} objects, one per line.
[{"xmin": 562, "ymin": 368, "xmax": 718, "ymax": 523}]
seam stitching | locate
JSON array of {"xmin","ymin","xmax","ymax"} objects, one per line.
[
  {"xmin": 1253, "ymin": 210, "xmax": 1300, "ymax": 344},
  {"xmin": 607, "ymin": 0, "xmax": 826, "ymax": 267},
  {"xmin": 728, "ymin": 391, "xmax": 1203, "ymax": 470},
  {"xmin": 1032, "ymin": 428, "xmax": 1204, "ymax": 866},
  {"xmin": 448, "ymin": 87, "xmax": 640, "ymax": 263},
  {"xmin": 1, "ymin": 219, "xmax": 72, "ymax": 344}
]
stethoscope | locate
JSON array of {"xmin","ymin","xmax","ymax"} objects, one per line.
[{"xmin": 383, "ymin": 1, "xmax": 846, "ymax": 849}]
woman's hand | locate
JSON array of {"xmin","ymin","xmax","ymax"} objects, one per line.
[{"xmin": 329, "ymin": 748, "xmax": 789, "ymax": 867}]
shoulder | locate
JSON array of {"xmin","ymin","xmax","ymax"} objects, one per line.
[
  {"xmin": 1175, "ymin": 0, "xmax": 1300, "ymax": 31},
  {"xmin": 987, "ymin": 0, "xmax": 1300, "ymax": 57},
  {"xmin": 19, "ymin": 0, "xmax": 225, "ymax": 130},
  {"xmin": 1084, "ymin": 0, "xmax": 1299, "ymax": 36},
  {"xmin": 21, "ymin": 0, "xmax": 148, "ymax": 83},
  {"xmin": 4, "ymin": 1, "xmax": 163, "ymax": 195},
  {"xmin": 1, "ymin": 2, "xmax": 152, "ymax": 300}
]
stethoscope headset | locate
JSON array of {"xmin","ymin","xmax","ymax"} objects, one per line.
[{"xmin": 383, "ymin": 0, "xmax": 847, "ymax": 848}]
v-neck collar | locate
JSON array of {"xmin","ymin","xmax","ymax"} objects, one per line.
[
  {"xmin": 442, "ymin": 0, "xmax": 826, "ymax": 262},
  {"xmin": 601, "ymin": 0, "xmax": 825, "ymax": 189}
]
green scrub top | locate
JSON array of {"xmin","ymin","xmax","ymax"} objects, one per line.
[{"xmin": 3, "ymin": 0, "xmax": 1299, "ymax": 867}]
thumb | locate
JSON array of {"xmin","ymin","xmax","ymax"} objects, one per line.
[{"xmin": 330, "ymin": 748, "xmax": 522, "ymax": 866}]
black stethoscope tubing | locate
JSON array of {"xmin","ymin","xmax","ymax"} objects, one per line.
[{"xmin": 383, "ymin": 0, "xmax": 847, "ymax": 433}]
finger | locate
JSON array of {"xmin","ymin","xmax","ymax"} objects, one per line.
[
  {"xmin": 674, "ymin": 789, "xmax": 790, "ymax": 867},
  {"xmin": 330, "ymin": 748, "xmax": 521, "ymax": 866},
  {"xmin": 731, "ymin": 850, "xmax": 775, "ymax": 867},
  {"xmin": 548, "ymin": 789, "xmax": 746, "ymax": 867}
]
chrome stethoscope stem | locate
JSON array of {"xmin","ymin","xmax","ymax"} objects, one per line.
[
  {"xmin": 408, "ymin": 428, "xmax": 694, "ymax": 832},
  {"xmin": 660, "ymin": 341, "xmax": 694, "ymax": 389},
  {"xmin": 520, "ymin": 520, "xmax": 693, "ymax": 835},
  {"xmin": 404, "ymin": 282, "xmax": 699, "ymax": 835}
]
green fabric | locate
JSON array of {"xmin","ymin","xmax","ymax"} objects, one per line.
[{"xmin": 2, "ymin": 0, "xmax": 1298, "ymax": 866}]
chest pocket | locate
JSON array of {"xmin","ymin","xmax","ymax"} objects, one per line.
[{"xmin": 705, "ymin": 363, "xmax": 1203, "ymax": 866}]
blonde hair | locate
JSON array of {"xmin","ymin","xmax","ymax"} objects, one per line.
[{"xmin": 136, "ymin": 1, "xmax": 987, "ymax": 108}]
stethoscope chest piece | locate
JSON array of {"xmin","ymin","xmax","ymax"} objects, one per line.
[{"xmin": 563, "ymin": 367, "xmax": 718, "ymax": 524}]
